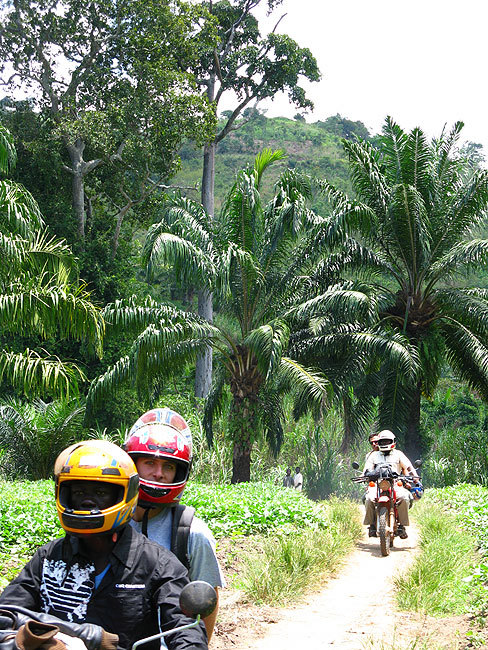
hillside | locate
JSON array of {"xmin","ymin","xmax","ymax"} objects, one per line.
[{"xmin": 175, "ymin": 113, "xmax": 373, "ymax": 213}]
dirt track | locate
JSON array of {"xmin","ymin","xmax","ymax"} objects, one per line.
[{"xmin": 213, "ymin": 523, "xmax": 470, "ymax": 649}]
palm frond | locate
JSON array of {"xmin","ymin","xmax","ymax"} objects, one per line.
[
  {"xmin": 387, "ymin": 182, "xmax": 430, "ymax": 276},
  {"xmin": 278, "ymin": 356, "xmax": 332, "ymax": 410},
  {"xmin": 144, "ymin": 231, "xmax": 215, "ymax": 287},
  {"xmin": 342, "ymin": 139, "xmax": 390, "ymax": 222},
  {"xmin": 315, "ymin": 178, "xmax": 376, "ymax": 243},
  {"xmin": 442, "ymin": 319, "xmax": 488, "ymax": 401},
  {"xmin": 284, "ymin": 285, "xmax": 376, "ymax": 327},
  {"xmin": 430, "ymin": 240, "xmax": 488, "ymax": 280},
  {"xmin": 0, "ymin": 349, "xmax": 85, "ymax": 398},
  {"xmin": 0, "ymin": 179, "xmax": 44, "ymax": 237},
  {"xmin": 434, "ymin": 287, "xmax": 488, "ymax": 340},
  {"xmin": 0, "ymin": 284, "xmax": 103, "ymax": 353},
  {"xmin": 245, "ymin": 320, "xmax": 290, "ymax": 381},
  {"xmin": 253, "ymin": 148, "xmax": 286, "ymax": 187},
  {"xmin": 0, "ymin": 124, "xmax": 17, "ymax": 174},
  {"xmin": 381, "ymin": 116, "xmax": 409, "ymax": 184}
]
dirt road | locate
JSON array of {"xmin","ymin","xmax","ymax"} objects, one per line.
[{"xmin": 213, "ymin": 524, "xmax": 470, "ymax": 649}]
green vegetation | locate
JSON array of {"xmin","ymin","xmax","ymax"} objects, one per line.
[
  {"xmin": 184, "ymin": 481, "xmax": 330, "ymax": 538},
  {"xmin": 238, "ymin": 498, "xmax": 361, "ymax": 604},
  {"xmin": 0, "ymin": 477, "xmax": 360, "ymax": 601},
  {"xmin": 396, "ymin": 485, "xmax": 488, "ymax": 620},
  {"xmin": 87, "ymin": 150, "xmax": 331, "ymax": 483}
]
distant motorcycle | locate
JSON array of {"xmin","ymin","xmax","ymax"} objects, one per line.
[{"xmin": 351, "ymin": 460, "xmax": 422, "ymax": 556}]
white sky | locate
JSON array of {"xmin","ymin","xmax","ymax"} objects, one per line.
[{"xmin": 244, "ymin": 0, "xmax": 488, "ymax": 154}]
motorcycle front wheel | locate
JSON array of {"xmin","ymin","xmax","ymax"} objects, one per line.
[{"xmin": 378, "ymin": 506, "xmax": 391, "ymax": 556}]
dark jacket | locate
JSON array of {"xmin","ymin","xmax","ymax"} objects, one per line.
[{"xmin": 0, "ymin": 526, "xmax": 207, "ymax": 650}]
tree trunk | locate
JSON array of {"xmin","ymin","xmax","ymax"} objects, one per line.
[
  {"xmin": 340, "ymin": 393, "xmax": 353, "ymax": 454},
  {"xmin": 67, "ymin": 139, "xmax": 86, "ymax": 242},
  {"xmin": 232, "ymin": 439, "xmax": 251, "ymax": 483},
  {"xmin": 195, "ymin": 287, "xmax": 213, "ymax": 398},
  {"xmin": 111, "ymin": 204, "xmax": 132, "ymax": 259},
  {"xmin": 195, "ymin": 138, "xmax": 216, "ymax": 398},
  {"xmin": 405, "ymin": 382, "xmax": 423, "ymax": 462},
  {"xmin": 230, "ymin": 396, "xmax": 253, "ymax": 483}
]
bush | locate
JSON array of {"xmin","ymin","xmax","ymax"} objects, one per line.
[
  {"xmin": 0, "ymin": 398, "xmax": 85, "ymax": 479},
  {"xmin": 183, "ymin": 481, "xmax": 329, "ymax": 538}
]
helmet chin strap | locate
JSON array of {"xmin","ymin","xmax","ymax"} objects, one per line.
[{"xmin": 141, "ymin": 505, "xmax": 155, "ymax": 537}]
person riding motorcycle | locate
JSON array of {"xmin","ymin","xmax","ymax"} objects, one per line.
[
  {"xmin": 0, "ymin": 440, "xmax": 208, "ymax": 650},
  {"xmin": 124, "ymin": 408, "xmax": 224, "ymax": 641},
  {"xmin": 362, "ymin": 430, "xmax": 420, "ymax": 539}
]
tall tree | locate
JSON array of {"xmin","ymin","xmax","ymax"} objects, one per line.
[
  {"xmin": 0, "ymin": 0, "xmax": 215, "ymax": 247},
  {"xmin": 0, "ymin": 124, "xmax": 103, "ymax": 397},
  {"xmin": 87, "ymin": 150, "xmax": 330, "ymax": 481},
  {"xmin": 310, "ymin": 118, "xmax": 488, "ymax": 459},
  {"xmin": 193, "ymin": 0, "xmax": 321, "ymax": 396}
]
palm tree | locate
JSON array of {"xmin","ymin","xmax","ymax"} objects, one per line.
[
  {"xmin": 0, "ymin": 397, "xmax": 85, "ymax": 479},
  {"xmin": 0, "ymin": 124, "xmax": 103, "ymax": 396},
  {"xmin": 87, "ymin": 150, "xmax": 330, "ymax": 482},
  {"xmin": 307, "ymin": 118, "xmax": 488, "ymax": 459}
]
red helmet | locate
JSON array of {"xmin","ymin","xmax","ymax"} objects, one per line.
[{"xmin": 124, "ymin": 408, "xmax": 192, "ymax": 506}]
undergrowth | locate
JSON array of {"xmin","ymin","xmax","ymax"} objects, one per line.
[
  {"xmin": 237, "ymin": 498, "xmax": 362, "ymax": 604},
  {"xmin": 396, "ymin": 487, "xmax": 487, "ymax": 618}
]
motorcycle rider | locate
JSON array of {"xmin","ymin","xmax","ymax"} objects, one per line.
[
  {"xmin": 362, "ymin": 429, "xmax": 420, "ymax": 539},
  {"xmin": 123, "ymin": 408, "xmax": 224, "ymax": 641},
  {"xmin": 0, "ymin": 440, "xmax": 208, "ymax": 650}
]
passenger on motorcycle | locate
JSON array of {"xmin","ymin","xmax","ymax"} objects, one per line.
[
  {"xmin": 124, "ymin": 408, "xmax": 224, "ymax": 641},
  {"xmin": 0, "ymin": 441, "xmax": 208, "ymax": 650},
  {"xmin": 362, "ymin": 430, "xmax": 420, "ymax": 539}
]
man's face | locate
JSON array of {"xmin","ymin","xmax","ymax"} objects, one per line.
[
  {"xmin": 69, "ymin": 480, "xmax": 119, "ymax": 511},
  {"xmin": 136, "ymin": 456, "xmax": 177, "ymax": 484}
]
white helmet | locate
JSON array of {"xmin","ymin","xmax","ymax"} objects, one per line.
[{"xmin": 377, "ymin": 429, "xmax": 396, "ymax": 452}]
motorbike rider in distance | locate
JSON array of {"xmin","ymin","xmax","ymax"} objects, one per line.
[{"xmin": 362, "ymin": 430, "xmax": 420, "ymax": 539}]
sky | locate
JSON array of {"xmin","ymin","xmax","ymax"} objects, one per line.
[{"xmin": 241, "ymin": 0, "xmax": 488, "ymax": 155}]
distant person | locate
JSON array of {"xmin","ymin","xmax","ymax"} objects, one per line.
[
  {"xmin": 283, "ymin": 467, "xmax": 294, "ymax": 488},
  {"xmin": 364, "ymin": 432, "xmax": 380, "ymax": 465},
  {"xmin": 362, "ymin": 430, "xmax": 420, "ymax": 539},
  {"xmin": 294, "ymin": 467, "xmax": 303, "ymax": 492},
  {"xmin": 124, "ymin": 407, "xmax": 224, "ymax": 641}
]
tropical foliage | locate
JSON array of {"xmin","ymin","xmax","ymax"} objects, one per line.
[
  {"xmin": 87, "ymin": 150, "xmax": 331, "ymax": 482},
  {"xmin": 0, "ymin": 397, "xmax": 85, "ymax": 479},
  {"xmin": 0, "ymin": 125, "xmax": 103, "ymax": 397},
  {"xmin": 296, "ymin": 118, "xmax": 488, "ymax": 458}
]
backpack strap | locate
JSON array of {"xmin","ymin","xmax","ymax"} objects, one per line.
[{"xmin": 171, "ymin": 504, "xmax": 194, "ymax": 571}]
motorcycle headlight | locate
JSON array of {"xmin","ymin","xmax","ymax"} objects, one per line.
[{"xmin": 379, "ymin": 479, "xmax": 391, "ymax": 491}]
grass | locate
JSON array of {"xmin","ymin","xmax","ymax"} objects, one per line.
[
  {"xmin": 395, "ymin": 495, "xmax": 479, "ymax": 615},
  {"xmin": 236, "ymin": 498, "xmax": 362, "ymax": 604}
]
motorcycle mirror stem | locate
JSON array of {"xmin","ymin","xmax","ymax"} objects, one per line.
[{"xmin": 131, "ymin": 582, "xmax": 217, "ymax": 650}]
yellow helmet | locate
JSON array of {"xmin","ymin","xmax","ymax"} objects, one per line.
[{"xmin": 55, "ymin": 440, "xmax": 139, "ymax": 535}]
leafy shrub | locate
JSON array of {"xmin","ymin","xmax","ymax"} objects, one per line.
[
  {"xmin": 0, "ymin": 479, "xmax": 62, "ymax": 588},
  {"xmin": 0, "ymin": 398, "xmax": 85, "ymax": 479},
  {"xmin": 421, "ymin": 384, "xmax": 488, "ymax": 487},
  {"xmin": 183, "ymin": 481, "xmax": 329, "ymax": 538}
]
